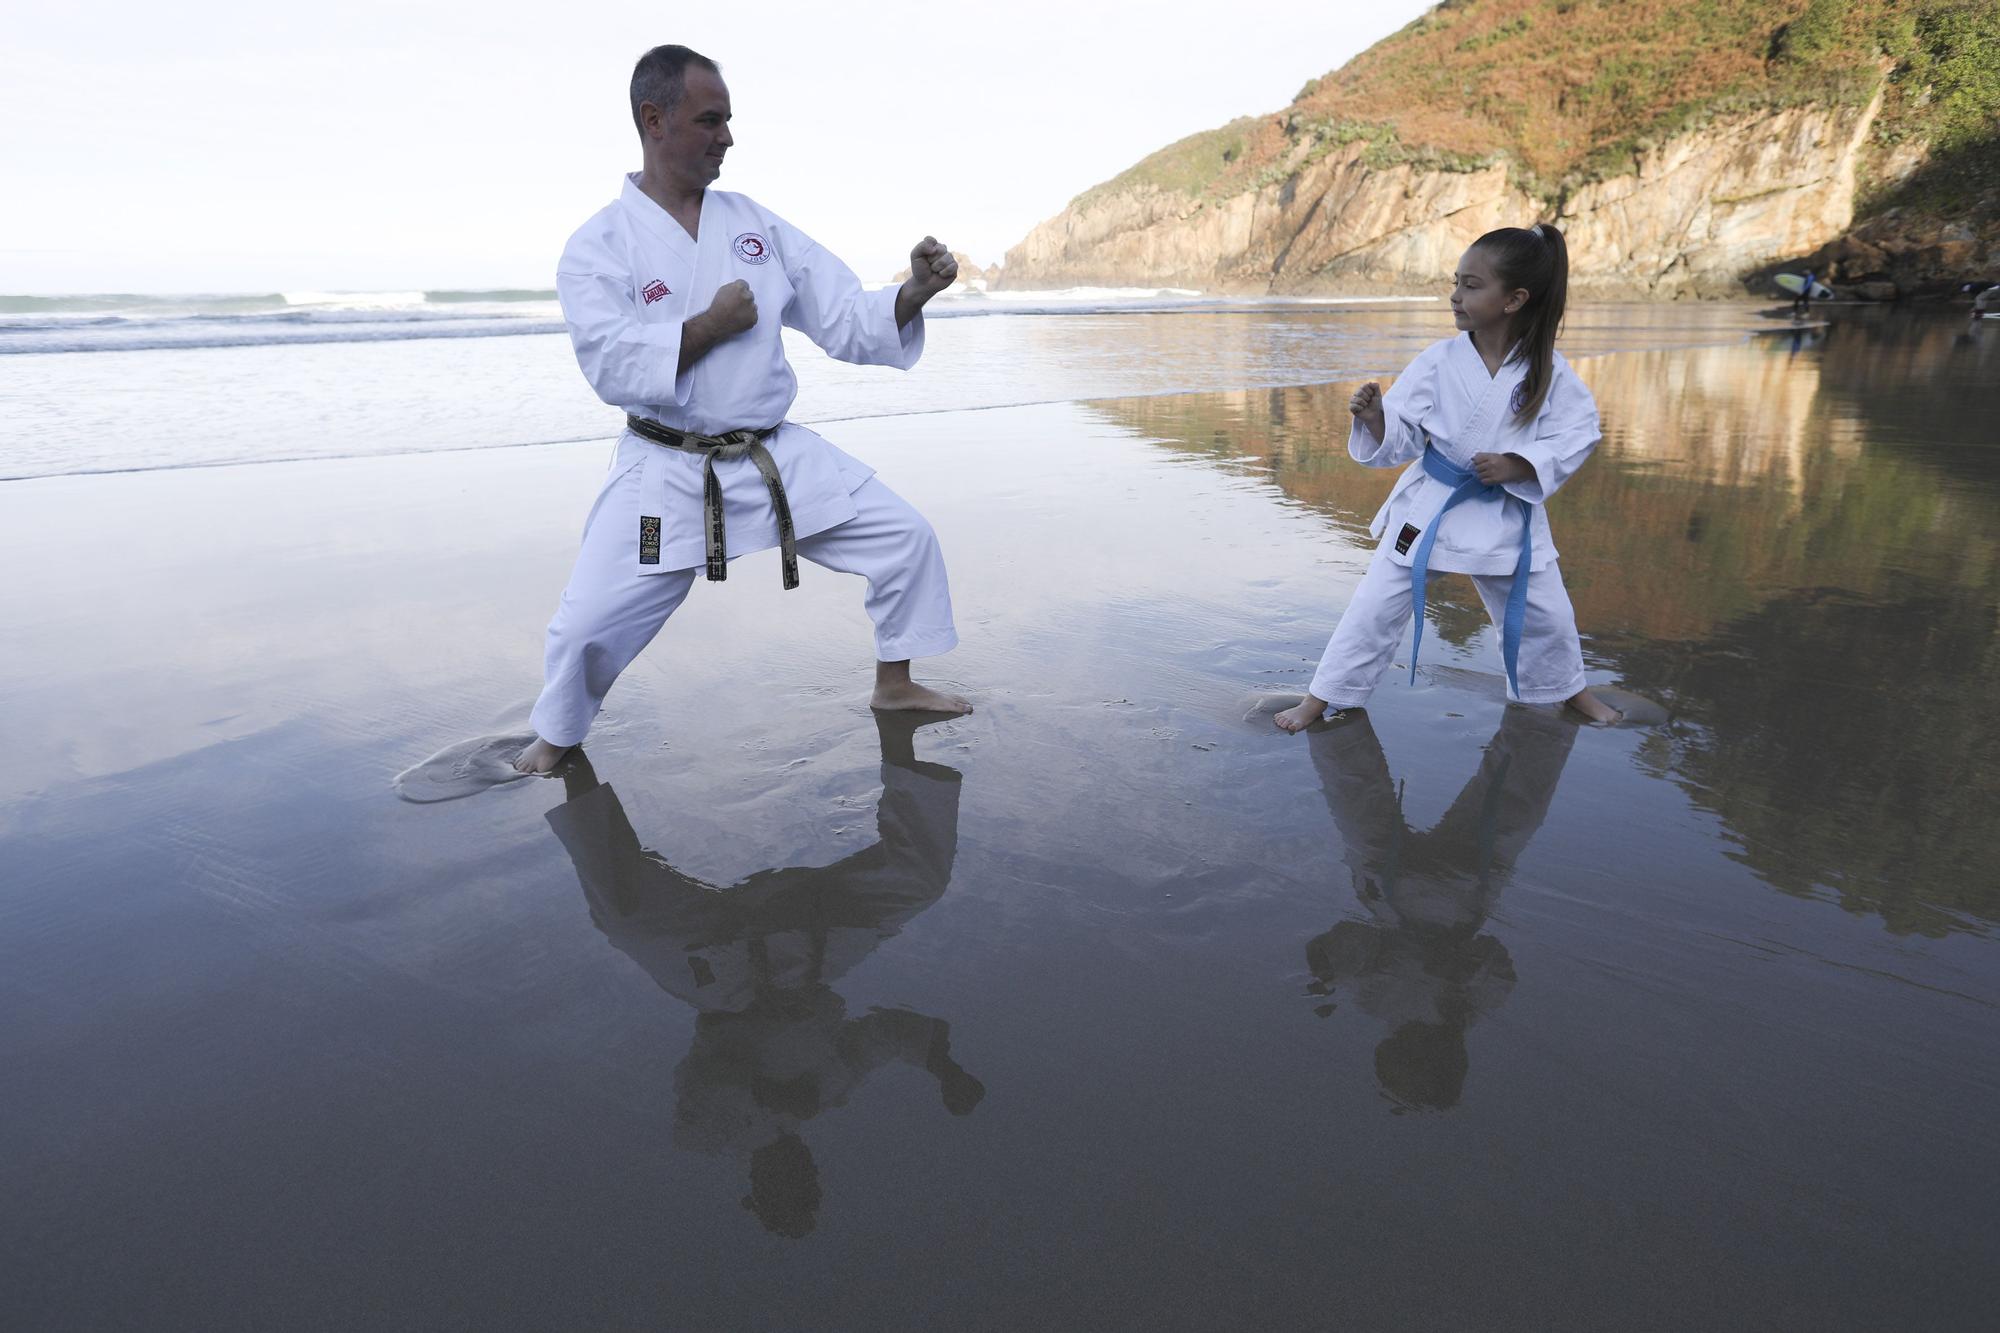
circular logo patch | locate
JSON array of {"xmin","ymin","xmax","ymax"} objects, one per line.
[{"xmin": 732, "ymin": 232, "xmax": 771, "ymax": 265}]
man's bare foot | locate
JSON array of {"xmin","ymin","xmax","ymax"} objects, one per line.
[
  {"xmin": 872, "ymin": 679, "xmax": 974, "ymax": 714},
  {"xmin": 1274, "ymin": 694, "xmax": 1330, "ymax": 733},
  {"xmin": 512, "ymin": 736, "xmax": 571, "ymax": 775},
  {"xmin": 872, "ymin": 659, "xmax": 973, "ymax": 715},
  {"xmin": 1565, "ymin": 688, "xmax": 1623, "ymax": 725}
]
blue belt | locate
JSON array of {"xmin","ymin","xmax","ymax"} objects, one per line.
[{"xmin": 1407, "ymin": 443, "xmax": 1534, "ymax": 697}]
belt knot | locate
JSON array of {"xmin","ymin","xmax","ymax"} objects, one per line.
[
  {"xmin": 1407, "ymin": 438, "xmax": 1534, "ymax": 697},
  {"xmin": 625, "ymin": 415, "xmax": 799, "ymax": 589}
]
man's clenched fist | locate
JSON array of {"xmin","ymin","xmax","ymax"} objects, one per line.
[
  {"xmin": 905, "ymin": 237, "xmax": 958, "ymax": 301},
  {"xmin": 704, "ymin": 279, "xmax": 758, "ymax": 338}
]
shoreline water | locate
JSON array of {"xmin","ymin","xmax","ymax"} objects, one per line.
[
  {"xmin": 0, "ymin": 284, "xmax": 1853, "ymax": 359},
  {"xmin": 2, "ymin": 300, "xmax": 1851, "ymax": 483},
  {"xmin": 4, "ymin": 309, "xmax": 1996, "ymax": 1328}
]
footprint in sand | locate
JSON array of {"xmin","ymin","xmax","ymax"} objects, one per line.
[
  {"xmin": 1589, "ymin": 686, "xmax": 1670, "ymax": 728},
  {"xmin": 1240, "ymin": 690, "xmax": 1301, "ymax": 722},
  {"xmin": 393, "ymin": 732, "xmax": 541, "ymax": 803},
  {"xmin": 1239, "ymin": 680, "xmax": 1669, "ymax": 728}
]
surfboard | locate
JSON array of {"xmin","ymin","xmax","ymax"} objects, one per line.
[{"xmin": 1775, "ymin": 273, "xmax": 1835, "ymax": 300}]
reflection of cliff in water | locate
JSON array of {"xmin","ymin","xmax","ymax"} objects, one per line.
[
  {"xmin": 1091, "ymin": 312, "xmax": 2000, "ymax": 935},
  {"xmin": 1619, "ymin": 587, "xmax": 1999, "ymax": 937},
  {"xmin": 545, "ymin": 715, "xmax": 983, "ymax": 1237}
]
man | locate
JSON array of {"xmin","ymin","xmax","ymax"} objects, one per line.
[{"xmin": 516, "ymin": 44, "xmax": 969, "ymax": 775}]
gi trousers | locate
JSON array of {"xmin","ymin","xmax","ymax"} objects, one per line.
[
  {"xmin": 1308, "ymin": 548, "xmax": 1587, "ymax": 708},
  {"xmin": 530, "ymin": 474, "xmax": 958, "ymax": 747}
]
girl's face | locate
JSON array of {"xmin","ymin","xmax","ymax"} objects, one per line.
[{"xmin": 1451, "ymin": 247, "xmax": 1529, "ymax": 335}]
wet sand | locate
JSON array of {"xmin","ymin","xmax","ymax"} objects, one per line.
[{"xmin": 4, "ymin": 310, "xmax": 1998, "ymax": 1329}]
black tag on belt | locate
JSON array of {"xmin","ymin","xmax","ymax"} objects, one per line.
[
  {"xmin": 1394, "ymin": 523, "xmax": 1420, "ymax": 555},
  {"xmin": 639, "ymin": 515, "xmax": 661, "ymax": 565}
]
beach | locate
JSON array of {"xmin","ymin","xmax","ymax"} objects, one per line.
[{"xmin": 4, "ymin": 302, "xmax": 1999, "ymax": 1329}]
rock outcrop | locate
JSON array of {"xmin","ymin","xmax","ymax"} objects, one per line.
[{"xmin": 998, "ymin": 0, "xmax": 2000, "ymax": 298}]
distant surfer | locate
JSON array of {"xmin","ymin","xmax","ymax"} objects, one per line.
[
  {"xmin": 1793, "ymin": 267, "xmax": 1818, "ymax": 320},
  {"xmin": 1970, "ymin": 282, "xmax": 2000, "ymax": 323}
]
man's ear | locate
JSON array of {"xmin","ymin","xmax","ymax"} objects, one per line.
[{"xmin": 639, "ymin": 101, "xmax": 663, "ymax": 139}]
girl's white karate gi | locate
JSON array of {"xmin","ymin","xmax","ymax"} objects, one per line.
[
  {"xmin": 1310, "ymin": 333, "xmax": 1601, "ymax": 707},
  {"xmin": 532, "ymin": 177, "xmax": 958, "ymax": 747}
]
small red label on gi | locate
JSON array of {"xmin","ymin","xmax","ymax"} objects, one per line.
[
  {"xmin": 641, "ymin": 279, "xmax": 671, "ymax": 304},
  {"xmin": 732, "ymin": 233, "xmax": 771, "ymax": 265}
]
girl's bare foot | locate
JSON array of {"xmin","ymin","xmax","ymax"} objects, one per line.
[
  {"xmin": 1274, "ymin": 693, "xmax": 1330, "ymax": 733},
  {"xmin": 512, "ymin": 736, "xmax": 572, "ymax": 775},
  {"xmin": 1565, "ymin": 688, "xmax": 1622, "ymax": 725},
  {"xmin": 872, "ymin": 659, "xmax": 973, "ymax": 715}
]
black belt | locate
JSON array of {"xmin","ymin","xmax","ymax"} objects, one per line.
[{"xmin": 625, "ymin": 415, "xmax": 798, "ymax": 590}]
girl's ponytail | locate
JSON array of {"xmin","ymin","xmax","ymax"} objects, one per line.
[{"xmin": 1472, "ymin": 222, "xmax": 1569, "ymax": 426}]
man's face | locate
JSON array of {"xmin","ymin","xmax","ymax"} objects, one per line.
[{"xmin": 647, "ymin": 66, "xmax": 733, "ymax": 186}]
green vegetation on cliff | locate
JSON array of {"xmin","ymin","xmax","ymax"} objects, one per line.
[
  {"xmin": 1076, "ymin": 118, "xmax": 1260, "ymax": 209},
  {"xmin": 1865, "ymin": 0, "xmax": 2000, "ymax": 213},
  {"xmin": 1080, "ymin": 0, "xmax": 1998, "ymax": 223}
]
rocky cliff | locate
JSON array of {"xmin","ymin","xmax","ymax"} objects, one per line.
[{"xmin": 1000, "ymin": 0, "xmax": 2000, "ymax": 298}]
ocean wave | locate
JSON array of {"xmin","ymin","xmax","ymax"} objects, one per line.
[
  {"xmin": 0, "ymin": 292, "xmax": 291, "ymax": 316},
  {"xmin": 281, "ymin": 290, "xmax": 428, "ymax": 309},
  {"xmin": 0, "ymin": 287, "xmax": 1438, "ymax": 354},
  {"xmin": 0, "ymin": 288, "xmax": 553, "ymax": 318},
  {"xmin": 0, "ymin": 318, "xmax": 567, "ymax": 356},
  {"xmin": 423, "ymin": 288, "xmax": 558, "ymax": 303}
]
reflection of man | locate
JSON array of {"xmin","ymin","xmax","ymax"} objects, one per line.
[
  {"xmin": 546, "ymin": 713, "xmax": 982, "ymax": 1236},
  {"xmin": 515, "ymin": 44, "xmax": 969, "ymax": 775},
  {"xmin": 1304, "ymin": 707, "xmax": 1575, "ymax": 1110}
]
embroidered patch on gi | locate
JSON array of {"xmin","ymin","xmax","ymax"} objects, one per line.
[
  {"xmin": 641, "ymin": 279, "xmax": 671, "ymax": 304},
  {"xmin": 1395, "ymin": 523, "xmax": 1421, "ymax": 555},
  {"xmin": 1508, "ymin": 380, "xmax": 1529, "ymax": 415},
  {"xmin": 639, "ymin": 516, "xmax": 662, "ymax": 565},
  {"xmin": 732, "ymin": 232, "xmax": 772, "ymax": 265}
]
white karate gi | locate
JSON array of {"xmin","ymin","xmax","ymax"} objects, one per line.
[
  {"xmin": 1309, "ymin": 334, "xmax": 1601, "ymax": 707},
  {"xmin": 531, "ymin": 176, "xmax": 958, "ymax": 746}
]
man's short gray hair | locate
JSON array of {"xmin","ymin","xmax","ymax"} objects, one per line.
[{"xmin": 630, "ymin": 45, "xmax": 720, "ymax": 136}]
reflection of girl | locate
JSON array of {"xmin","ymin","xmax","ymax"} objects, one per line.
[
  {"xmin": 1305, "ymin": 706, "xmax": 1575, "ymax": 1109},
  {"xmin": 1276, "ymin": 224, "xmax": 1619, "ymax": 730}
]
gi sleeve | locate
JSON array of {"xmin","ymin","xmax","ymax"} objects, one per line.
[
  {"xmin": 1502, "ymin": 361, "xmax": 1600, "ymax": 505},
  {"xmin": 1348, "ymin": 343, "xmax": 1438, "ymax": 468},
  {"xmin": 556, "ymin": 259, "xmax": 693, "ymax": 409},
  {"xmin": 772, "ymin": 216, "xmax": 923, "ymax": 370}
]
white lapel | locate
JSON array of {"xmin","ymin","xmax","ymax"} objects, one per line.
[
  {"xmin": 688, "ymin": 191, "xmax": 726, "ymax": 300},
  {"xmin": 1455, "ymin": 334, "xmax": 1527, "ymax": 455},
  {"xmin": 617, "ymin": 174, "xmax": 699, "ymax": 263}
]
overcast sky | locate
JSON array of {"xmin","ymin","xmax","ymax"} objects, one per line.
[{"xmin": 0, "ymin": 0, "xmax": 1436, "ymax": 293}]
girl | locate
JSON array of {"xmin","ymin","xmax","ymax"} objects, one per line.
[{"xmin": 1274, "ymin": 223, "xmax": 1620, "ymax": 732}]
